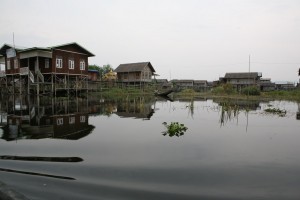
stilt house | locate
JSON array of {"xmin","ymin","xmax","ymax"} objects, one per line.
[
  {"xmin": 0, "ymin": 42, "xmax": 94, "ymax": 95},
  {"xmin": 114, "ymin": 62, "xmax": 156, "ymax": 85}
]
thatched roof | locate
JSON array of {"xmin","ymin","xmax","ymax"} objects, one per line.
[
  {"xmin": 114, "ymin": 62, "xmax": 155, "ymax": 73},
  {"xmin": 224, "ymin": 72, "xmax": 261, "ymax": 79}
]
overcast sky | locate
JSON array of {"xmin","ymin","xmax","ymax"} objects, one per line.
[{"xmin": 1, "ymin": 0, "xmax": 300, "ymax": 82}]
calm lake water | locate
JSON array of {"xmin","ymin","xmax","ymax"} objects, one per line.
[{"xmin": 0, "ymin": 95, "xmax": 300, "ymax": 200}]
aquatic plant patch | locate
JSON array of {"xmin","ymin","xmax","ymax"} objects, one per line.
[
  {"xmin": 162, "ymin": 122, "xmax": 188, "ymax": 137},
  {"xmin": 264, "ymin": 108, "xmax": 287, "ymax": 117}
]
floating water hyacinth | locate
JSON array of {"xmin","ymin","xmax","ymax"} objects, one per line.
[
  {"xmin": 264, "ymin": 107, "xmax": 287, "ymax": 117},
  {"xmin": 162, "ymin": 122, "xmax": 188, "ymax": 137}
]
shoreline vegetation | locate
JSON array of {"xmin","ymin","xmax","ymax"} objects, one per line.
[{"xmin": 92, "ymin": 85, "xmax": 300, "ymax": 102}]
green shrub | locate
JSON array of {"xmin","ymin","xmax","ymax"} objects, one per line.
[
  {"xmin": 212, "ymin": 83, "xmax": 235, "ymax": 95},
  {"xmin": 241, "ymin": 86, "xmax": 260, "ymax": 96},
  {"xmin": 180, "ymin": 89, "xmax": 196, "ymax": 96}
]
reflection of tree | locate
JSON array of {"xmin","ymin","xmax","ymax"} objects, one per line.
[
  {"xmin": 297, "ymin": 103, "xmax": 300, "ymax": 120},
  {"xmin": 216, "ymin": 99, "xmax": 261, "ymax": 126},
  {"xmin": 219, "ymin": 102, "xmax": 240, "ymax": 126},
  {"xmin": 186, "ymin": 98, "xmax": 194, "ymax": 118}
]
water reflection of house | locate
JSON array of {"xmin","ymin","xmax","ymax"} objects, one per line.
[
  {"xmin": 0, "ymin": 96, "xmax": 94, "ymax": 141},
  {"xmin": 1, "ymin": 113, "xmax": 94, "ymax": 141},
  {"xmin": 115, "ymin": 98, "xmax": 155, "ymax": 120},
  {"xmin": 214, "ymin": 99, "xmax": 263, "ymax": 111}
]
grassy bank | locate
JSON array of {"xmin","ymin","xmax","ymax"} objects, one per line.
[
  {"xmin": 174, "ymin": 88, "xmax": 300, "ymax": 102},
  {"xmin": 88, "ymin": 86, "xmax": 300, "ymax": 102},
  {"xmin": 90, "ymin": 87, "xmax": 155, "ymax": 99}
]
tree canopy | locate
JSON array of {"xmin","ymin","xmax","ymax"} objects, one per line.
[{"xmin": 88, "ymin": 64, "xmax": 114, "ymax": 80}]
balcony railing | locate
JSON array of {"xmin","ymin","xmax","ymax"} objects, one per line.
[
  {"xmin": 36, "ymin": 69, "xmax": 44, "ymax": 83},
  {"xmin": 20, "ymin": 67, "xmax": 29, "ymax": 75},
  {"xmin": 29, "ymin": 70, "xmax": 34, "ymax": 83},
  {"xmin": 0, "ymin": 71, "xmax": 5, "ymax": 77}
]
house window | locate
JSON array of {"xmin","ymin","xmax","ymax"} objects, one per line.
[
  {"xmin": 80, "ymin": 115, "xmax": 86, "ymax": 123},
  {"xmin": 69, "ymin": 116, "xmax": 75, "ymax": 124},
  {"xmin": 56, "ymin": 57, "xmax": 63, "ymax": 68},
  {"xmin": 69, "ymin": 59, "xmax": 75, "ymax": 69},
  {"xmin": 124, "ymin": 74, "xmax": 128, "ymax": 79},
  {"xmin": 14, "ymin": 58, "xmax": 18, "ymax": 69},
  {"xmin": 45, "ymin": 59, "xmax": 49, "ymax": 69},
  {"xmin": 7, "ymin": 59, "xmax": 11, "ymax": 70},
  {"xmin": 80, "ymin": 60, "xmax": 85, "ymax": 70},
  {"xmin": 46, "ymin": 119, "xmax": 51, "ymax": 125},
  {"xmin": 57, "ymin": 118, "xmax": 64, "ymax": 125},
  {"xmin": 136, "ymin": 72, "xmax": 140, "ymax": 79}
]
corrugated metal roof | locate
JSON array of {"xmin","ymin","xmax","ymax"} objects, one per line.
[
  {"xmin": 194, "ymin": 80, "xmax": 207, "ymax": 83},
  {"xmin": 88, "ymin": 69, "xmax": 99, "ymax": 73},
  {"xmin": 1, "ymin": 42, "xmax": 95, "ymax": 57},
  {"xmin": 171, "ymin": 79, "xmax": 194, "ymax": 83},
  {"xmin": 50, "ymin": 42, "xmax": 95, "ymax": 57},
  {"xmin": 114, "ymin": 62, "xmax": 155, "ymax": 73},
  {"xmin": 0, "ymin": 44, "xmax": 27, "ymax": 55}
]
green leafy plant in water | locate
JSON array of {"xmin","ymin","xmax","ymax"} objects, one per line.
[
  {"xmin": 264, "ymin": 108, "xmax": 287, "ymax": 117},
  {"xmin": 162, "ymin": 122, "xmax": 188, "ymax": 137}
]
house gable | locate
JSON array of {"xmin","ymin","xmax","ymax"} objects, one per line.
[
  {"xmin": 50, "ymin": 42, "xmax": 95, "ymax": 57},
  {"xmin": 0, "ymin": 44, "xmax": 26, "ymax": 56},
  {"xmin": 114, "ymin": 62, "xmax": 155, "ymax": 82},
  {"xmin": 115, "ymin": 62, "xmax": 155, "ymax": 73}
]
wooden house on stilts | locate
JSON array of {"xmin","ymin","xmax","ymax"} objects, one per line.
[
  {"xmin": 114, "ymin": 62, "xmax": 156, "ymax": 88},
  {"xmin": 0, "ymin": 42, "xmax": 94, "ymax": 96}
]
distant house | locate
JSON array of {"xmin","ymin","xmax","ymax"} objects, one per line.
[
  {"xmin": 193, "ymin": 80, "xmax": 208, "ymax": 92},
  {"xmin": 221, "ymin": 72, "xmax": 262, "ymax": 91},
  {"xmin": 88, "ymin": 69, "xmax": 99, "ymax": 81},
  {"xmin": 260, "ymin": 78, "xmax": 275, "ymax": 91},
  {"xmin": 114, "ymin": 62, "xmax": 155, "ymax": 84},
  {"xmin": 275, "ymin": 81, "xmax": 295, "ymax": 90},
  {"xmin": 171, "ymin": 79, "xmax": 194, "ymax": 89},
  {"xmin": 153, "ymin": 79, "xmax": 171, "ymax": 89}
]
